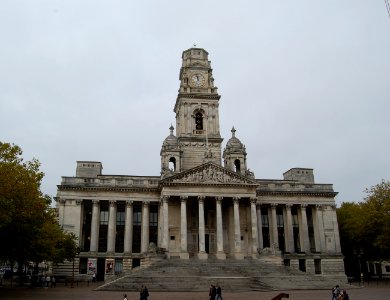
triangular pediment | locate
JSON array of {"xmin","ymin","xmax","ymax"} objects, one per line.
[{"xmin": 160, "ymin": 162, "xmax": 257, "ymax": 186}]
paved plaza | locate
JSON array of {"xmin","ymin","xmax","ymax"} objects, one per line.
[{"xmin": 0, "ymin": 282, "xmax": 389, "ymax": 300}]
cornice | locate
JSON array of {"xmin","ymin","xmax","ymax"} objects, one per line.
[
  {"xmin": 57, "ymin": 185, "xmax": 159, "ymax": 193},
  {"xmin": 257, "ymin": 190, "xmax": 338, "ymax": 197}
]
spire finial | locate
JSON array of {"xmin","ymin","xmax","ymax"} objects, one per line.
[
  {"xmin": 193, "ymin": 43, "xmax": 197, "ymax": 47},
  {"xmin": 231, "ymin": 126, "xmax": 236, "ymax": 137},
  {"xmin": 169, "ymin": 124, "xmax": 174, "ymax": 135}
]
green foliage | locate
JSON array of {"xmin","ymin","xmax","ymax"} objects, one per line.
[
  {"xmin": 0, "ymin": 142, "xmax": 77, "ymax": 267},
  {"xmin": 337, "ymin": 180, "xmax": 390, "ymax": 261}
]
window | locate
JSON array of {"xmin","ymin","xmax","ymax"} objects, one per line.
[
  {"xmin": 133, "ymin": 211, "xmax": 141, "ymax": 226},
  {"xmin": 261, "ymin": 214, "xmax": 269, "ymax": 227},
  {"xmin": 100, "ymin": 211, "xmax": 109, "ymax": 225},
  {"xmin": 116, "ymin": 211, "xmax": 125, "ymax": 226}
]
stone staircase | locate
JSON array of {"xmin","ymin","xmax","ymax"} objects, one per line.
[{"xmin": 97, "ymin": 256, "xmax": 346, "ymax": 292}]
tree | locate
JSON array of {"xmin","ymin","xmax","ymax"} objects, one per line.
[
  {"xmin": 0, "ymin": 142, "xmax": 77, "ymax": 271},
  {"xmin": 337, "ymin": 180, "xmax": 390, "ymax": 278}
]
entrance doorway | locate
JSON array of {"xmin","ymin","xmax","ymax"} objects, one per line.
[
  {"xmin": 205, "ymin": 234, "xmax": 209, "ymax": 253},
  {"xmin": 97, "ymin": 258, "xmax": 105, "ymax": 281}
]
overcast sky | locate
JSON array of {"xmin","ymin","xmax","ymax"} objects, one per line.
[{"xmin": 1, "ymin": 1, "xmax": 389, "ymax": 206}]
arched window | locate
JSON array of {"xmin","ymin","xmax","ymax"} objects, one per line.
[
  {"xmin": 195, "ymin": 112, "xmax": 203, "ymax": 130},
  {"xmin": 234, "ymin": 159, "xmax": 241, "ymax": 173},
  {"xmin": 169, "ymin": 157, "xmax": 176, "ymax": 171}
]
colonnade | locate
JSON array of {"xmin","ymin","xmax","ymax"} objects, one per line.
[{"xmin": 74, "ymin": 197, "xmax": 340, "ymax": 257}]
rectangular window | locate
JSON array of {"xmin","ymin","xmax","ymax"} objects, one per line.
[
  {"xmin": 133, "ymin": 211, "xmax": 141, "ymax": 226},
  {"xmin": 150, "ymin": 212, "xmax": 158, "ymax": 226},
  {"xmin": 261, "ymin": 214, "xmax": 269, "ymax": 227},
  {"xmin": 292, "ymin": 214, "xmax": 299, "ymax": 227},
  {"xmin": 116, "ymin": 211, "xmax": 125, "ymax": 226},
  {"xmin": 277, "ymin": 214, "xmax": 284, "ymax": 227},
  {"xmin": 100, "ymin": 211, "xmax": 109, "ymax": 225}
]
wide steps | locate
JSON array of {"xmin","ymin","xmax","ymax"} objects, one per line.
[{"xmin": 97, "ymin": 257, "xmax": 345, "ymax": 292}]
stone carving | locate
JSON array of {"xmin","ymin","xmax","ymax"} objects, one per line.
[
  {"xmin": 168, "ymin": 164, "xmax": 253, "ymax": 184},
  {"xmin": 258, "ymin": 243, "xmax": 282, "ymax": 256}
]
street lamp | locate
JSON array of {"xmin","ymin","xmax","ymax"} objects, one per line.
[{"xmin": 71, "ymin": 247, "xmax": 81, "ymax": 288}]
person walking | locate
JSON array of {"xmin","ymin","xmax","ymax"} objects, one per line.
[
  {"xmin": 215, "ymin": 284, "xmax": 223, "ymax": 300},
  {"xmin": 123, "ymin": 293, "xmax": 128, "ymax": 300},
  {"xmin": 332, "ymin": 285, "xmax": 340, "ymax": 300},
  {"xmin": 209, "ymin": 284, "xmax": 216, "ymax": 300}
]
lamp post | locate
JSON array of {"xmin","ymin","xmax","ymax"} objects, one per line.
[{"xmin": 71, "ymin": 247, "xmax": 80, "ymax": 288}]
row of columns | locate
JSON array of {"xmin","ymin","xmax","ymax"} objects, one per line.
[
  {"xmin": 160, "ymin": 196, "xmax": 258, "ymax": 259},
  {"xmin": 84, "ymin": 198, "xmax": 340, "ymax": 256},
  {"xmin": 89, "ymin": 200, "xmax": 150, "ymax": 254}
]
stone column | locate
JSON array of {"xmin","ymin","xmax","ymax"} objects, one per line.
[
  {"xmin": 141, "ymin": 201, "xmax": 150, "ymax": 253},
  {"xmin": 107, "ymin": 200, "xmax": 117, "ymax": 254},
  {"xmin": 270, "ymin": 204, "xmax": 279, "ymax": 249},
  {"xmin": 161, "ymin": 196, "xmax": 169, "ymax": 250},
  {"xmin": 299, "ymin": 204, "xmax": 310, "ymax": 253},
  {"xmin": 180, "ymin": 196, "xmax": 189, "ymax": 259},
  {"xmin": 215, "ymin": 196, "xmax": 226, "ymax": 259},
  {"xmin": 331, "ymin": 205, "xmax": 342, "ymax": 253},
  {"xmin": 256, "ymin": 204, "xmax": 263, "ymax": 249},
  {"xmin": 233, "ymin": 197, "xmax": 244, "ymax": 259},
  {"xmin": 157, "ymin": 200, "xmax": 163, "ymax": 248},
  {"xmin": 312, "ymin": 205, "xmax": 321, "ymax": 252},
  {"xmin": 285, "ymin": 204, "xmax": 294, "ymax": 253},
  {"xmin": 250, "ymin": 198, "xmax": 259, "ymax": 257},
  {"xmin": 315, "ymin": 205, "xmax": 326, "ymax": 252},
  {"xmin": 198, "ymin": 196, "xmax": 208, "ymax": 259},
  {"xmin": 90, "ymin": 200, "xmax": 100, "ymax": 253},
  {"xmin": 124, "ymin": 200, "xmax": 133, "ymax": 254}
]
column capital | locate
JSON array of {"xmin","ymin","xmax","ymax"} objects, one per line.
[
  {"xmin": 161, "ymin": 195, "xmax": 169, "ymax": 203},
  {"xmin": 315, "ymin": 204, "xmax": 323, "ymax": 210},
  {"xmin": 180, "ymin": 195, "xmax": 188, "ymax": 202},
  {"xmin": 330, "ymin": 204, "xmax": 336, "ymax": 210},
  {"xmin": 92, "ymin": 199, "xmax": 100, "ymax": 205},
  {"xmin": 143, "ymin": 201, "xmax": 150, "ymax": 206},
  {"xmin": 301, "ymin": 204, "xmax": 308, "ymax": 209},
  {"xmin": 285, "ymin": 203, "xmax": 293, "ymax": 209},
  {"xmin": 76, "ymin": 199, "xmax": 83, "ymax": 205},
  {"xmin": 270, "ymin": 203, "xmax": 278, "ymax": 208},
  {"xmin": 250, "ymin": 197, "xmax": 257, "ymax": 205},
  {"xmin": 59, "ymin": 198, "xmax": 66, "ymax": 204},
  {"xmin": 198, "ymin": 196, "xmax": 205, "ymax": 203},
  {"xmin": 126, "ymin": 200, "xmax": 133, "ymax": 207},
  {"xmin": 109, "ymin": 200, "xmax": 116, "ymax": 206},
  {"xmin": 233, "ymin": 197, "xmax": 240, "ymax": 204},
  {"xmin": 216, "ymin": 196, "xmax": 223, "ymax": 204}
]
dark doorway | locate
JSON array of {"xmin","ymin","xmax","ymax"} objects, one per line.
[
  {"xmin": 205, "ymin": 234, "xmax": 209, "ymax": 253},
  {"xmin": 97, "ymin": 258, "xmax": 105, "ymax": 281}
]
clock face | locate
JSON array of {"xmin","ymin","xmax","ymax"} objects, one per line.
[{"xmin": 191, "ymin": 73, "xmax": 205, "ymax": 87}]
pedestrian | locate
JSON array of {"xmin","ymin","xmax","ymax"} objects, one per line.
[
  {"xmin": 215, "ymin": 284, "xmax": 223, "ymax": 300},
  {"xmin": 332, "ymin": 285, "xmax": 340, "ymax": 300},
  {"xmin": 51, "ymin": 275, "xmax": 56, "ymax": 287},
  {"xmin": 92, "ymin": 272, "xmax": 96, "ymax": 282},
  {"xmin": 143, "ymin": 285, "xmax": 149, "ymax": 300},
  {"xmin": 341, "ymin": 290, "xmax": 349, "ymax": 300},
  {"xmin": 45, "ymin": 275, "xmax": 50, "ymax": 288},
  {"xmin": 123, "ymin": 293, "xmax": 128, "ymax": 300},
  {"xmin": 140, "ymin": 285, "xmax": 145, "ymax": 300},
  {"xmin": 209, "ymin": 284, "xmax": 216, "ymax": 300}
]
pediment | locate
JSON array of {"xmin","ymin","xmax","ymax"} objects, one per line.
[{"xmin": 161, "ymin": 162, "xmax": 257, "ymax": 186}]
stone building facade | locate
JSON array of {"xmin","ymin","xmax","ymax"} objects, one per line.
[{"xmin": 55, "ymin": 48, "xmax": 345, "ymax": 281}]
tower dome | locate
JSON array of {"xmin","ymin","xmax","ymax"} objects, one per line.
[
  {"xmin": 223, "ymin": 127, "xmax": 250, "ymax": 176},
  {"xmin": 161, "ymin": 125, "xmax": 179, "ymax": 151},
  {"xmin": 224, "ymin": 127, "xmax": 246, "ymax": 155},
  {"xmin": 160, "ymin": 125, "xmax": 181, "ymax": 177}
]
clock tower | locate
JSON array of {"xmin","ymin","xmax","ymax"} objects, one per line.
[{"xmin": 173, "ymin": 47, "xmax": 223, "ymax": 171}]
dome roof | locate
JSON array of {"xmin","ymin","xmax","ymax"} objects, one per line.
[
  {"xmin": 225, "ymin": 127, "xmax": 246, "ymax": 153},
  {"xmin": 162, "ymin": 125, "xmax": 179, "ymax": 149}
]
